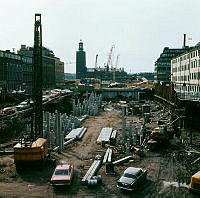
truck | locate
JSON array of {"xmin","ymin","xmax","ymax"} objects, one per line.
[{"xmin": 14, "ymin": 138, "xmax": 48, "ymax": 167}]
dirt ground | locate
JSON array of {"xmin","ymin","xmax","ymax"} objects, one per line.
[{"xmin": 0, "ymin": 102, "xmax": 200, "ymax": 198}]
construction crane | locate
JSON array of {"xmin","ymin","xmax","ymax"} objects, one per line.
[
  {"xmin": 106, "ymin": 45, "xmax": 115, "ymax": 72},
  {"xmin": 32, "ymin": 13, "xmax": 43, "ymax": 140},
  {"xmin": 113, "ymin": 54, "xmax": 120, "ymax": 82}
]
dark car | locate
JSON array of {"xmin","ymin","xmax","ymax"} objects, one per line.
[
  {"xmin": 117, "ymin": 167, "xmax": 147, "ymax": 191},
  {"xmin": 50, "ymin": 164, "xmax": 73, "ymax": 186}
]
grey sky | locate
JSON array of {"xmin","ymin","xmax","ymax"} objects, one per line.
[{"xmin": 0, "ymin": 0, "xmax": 199, "ymax": 73}]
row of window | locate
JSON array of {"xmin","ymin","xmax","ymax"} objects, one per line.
[
  {"xmin": 0, "ymin": 51, "xmax": 32, "ymax": 63},
  {"xmin": 172, "ymin": 72, "xmax": 200, "ymax": 81},
  {"xmin": 157, "ymin": 62, "xmax": 171, "ymax": 66},
  {"xmin": 160, "ymin": 53, "xmax": 178, "ymax": 58},
  {"xmin": 172, "ymin": 60, "xmax": 200, "ymax": 72},
  {"xmin": 0, "ymin": 51, "xmax": 21, "ymax": 60},
  {"xmin": 172, "ymin": 50, "xmax": 199, "ymax": 63},
  {"xmin": 175, "ymin": 84, "xmax": 200, "ymax": 92},
  {"xmin": 164, "ymin": 49, "xmax": 186, "ymax": 53},
  {"xmin": 157, "ymin": 67, "xmax": 170, "ymax": 72},
  {"xmin": 21, "ymin": 57, "xmax": 32, "ymax": 64},
  {"xmin": 7, "ymin": 73, "xmax": 23, "ymax": 81}
]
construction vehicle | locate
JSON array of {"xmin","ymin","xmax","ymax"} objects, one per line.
[
  {"xmin": 147, "ymin": 125, "xmax": 170, "ymax": 150},
  {"xmin": 14, "ymin": 14, "xmax": 49, "ymax": 168},
  {"xmin": 189, "ymin": 171, "xmax": 200, "ymax": 193},
  {"xmin": 150, "ymin": 126, "xmax": 169, "ymax": 141},
  {"xmin": 14, "ymin": 138, "xmax": 48, "ymax": 167}
]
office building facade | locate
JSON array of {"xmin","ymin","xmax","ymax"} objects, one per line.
[
  {"xmin": 55, "ymin": 57, "xmax": 65, "ymax": 87},
  {"xmin": 154, "ymin": 47, "xmax": 188, "ymax": 82},
  {"xmin": 0, "ymin": 50, "xmax": 32, "ymax": 92},
  {"xmin": 18, "ymin": 45, "xmax": 56, "ymax": 89},
  {"xmin": 171, "ymin": 43, "xmax": 200, "ymax": 100}
]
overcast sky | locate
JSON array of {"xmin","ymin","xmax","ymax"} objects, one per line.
[{"xmin": 0, "ymin": 0, "xmax": 199, "ymax": 73}]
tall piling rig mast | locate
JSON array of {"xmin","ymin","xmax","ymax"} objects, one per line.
[
  {"xmin": 32, "ymin": 14, "xmax": 43, "ymax": 140},
  {"xmin": 13, "ymin": 14, "xmax": 48, "ymax": 167}
]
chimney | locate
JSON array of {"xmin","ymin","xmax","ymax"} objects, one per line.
[{"xmin": 183, "ymin": 34, "xmax": 186, "ymax": 48}]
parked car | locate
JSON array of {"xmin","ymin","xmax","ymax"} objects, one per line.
[
  {"xmin": 117, "ymin": 167, "xmax": 147, "ymax": 191},
  {"xmin": 50, "ymin": 164, "xmax": 73, "ymax": 186},
  {"xmin": 1, "ymin": 107, "xmax": 15, "ymax": 115},
  {"xmin": 42, "ymin": 96, "xmax": 49, "ymax": 102},
  {"xmin": 16, "ymin": 101, "xmax": 31, "ymax": 111}
]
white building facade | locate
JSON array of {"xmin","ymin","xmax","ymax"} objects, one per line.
[{"xmin": 171, "ymin": 44, "xmax": 200, "ymax": 100}]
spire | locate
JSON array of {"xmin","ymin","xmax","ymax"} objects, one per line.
[{"xmin": 79, "ymin": 40, "xmax": 83, "ymax": 51}]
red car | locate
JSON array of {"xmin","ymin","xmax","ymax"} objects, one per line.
[{"xmin": 50, "ymin": 164, "xmax": 73, "ymax": 186}]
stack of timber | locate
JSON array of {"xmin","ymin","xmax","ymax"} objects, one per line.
[
  {"xmin": 82, "ymin": 155, "xmax": 102, "ymax": 185},
  {"xmin": 97, "ymin": 127, "xmax": 112, "ymax": 145}
]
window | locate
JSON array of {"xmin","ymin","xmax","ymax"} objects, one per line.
[
  {"xmin": 55, "ymin": 170, "xmax": 68, "ymax": 175},
  {"xmin": 124, "ymin": 173, "xmax": 136, "ymax": 179}
]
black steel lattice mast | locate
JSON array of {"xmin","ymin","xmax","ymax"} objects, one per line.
[{"xmin": 32, "ymin": 14, "xmax": 43, "ymax": 140}]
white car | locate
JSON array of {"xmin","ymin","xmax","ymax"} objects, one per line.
[
  {"xmin": 16, "ymin": 101, "xmax": 31, "ymax": 111},
  {"xmin": 42, "ymin": 96, "xmax": 49, "ymax": 102},
  {"xmin": 117, "ymin": 167, "xmax": 147, "ymax": 191}
]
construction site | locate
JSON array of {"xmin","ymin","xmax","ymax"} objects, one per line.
[
  {"xmin": 1, "ymin": 14, "xmax": 200, "ymax": 198},
  {"xmin": 1, "ymin": 90, "xmax": 200, "ymax": 197}
]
